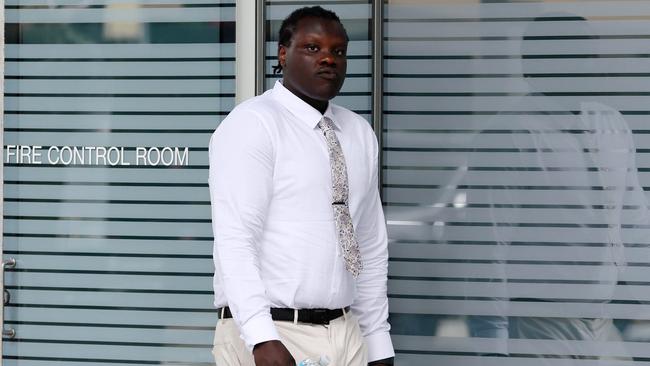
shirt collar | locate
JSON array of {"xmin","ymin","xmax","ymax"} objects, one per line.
[{"xmin": 271, "ymin": 80, "xmax": 341, "ymax": 131}]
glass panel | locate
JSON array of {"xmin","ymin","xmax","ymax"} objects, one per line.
[
  {"xmin": 384, "ymin": 0, "xmax": 650, "ymax": 365},
  {"xmin": 3, "ymin": 1, "xmax": 234, "ymax": 364}
]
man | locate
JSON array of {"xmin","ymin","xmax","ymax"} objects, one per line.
[{"xmin": 208, "ymin": 6, "xmax": 394, "ymax": 366}]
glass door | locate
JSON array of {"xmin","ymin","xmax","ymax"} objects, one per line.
[
  {"xmin": 2, "ymin": 1, "xmax": 235, "ymax": 364},
  {"xmin": 382, "ymin": 0, "xmax": 650, "ymax": 364}
]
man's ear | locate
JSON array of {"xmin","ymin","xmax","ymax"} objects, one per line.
[{"xmin": 278, "ymin": 45, "xmax": 287, "ymax": 68}]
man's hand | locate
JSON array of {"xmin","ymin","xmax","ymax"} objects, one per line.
[{"xmin": 253, "ymin": 340, "xmax": 295, "ymax": 366}]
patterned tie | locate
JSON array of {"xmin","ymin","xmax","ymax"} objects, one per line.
[{"xmin": 318, "ymin": 116, "xmax": 363, "ymax": 278}]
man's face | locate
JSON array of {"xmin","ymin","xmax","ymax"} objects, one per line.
[{"xmin": 279, "ymin": 17, "xmax": 348, "ymax": 107}]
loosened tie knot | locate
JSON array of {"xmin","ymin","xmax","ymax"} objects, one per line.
[{"xmin": 318, "ymin": 117, "xmax": 335, "ymax": 133}]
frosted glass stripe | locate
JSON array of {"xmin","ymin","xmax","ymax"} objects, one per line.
[
  {"xmin": 5, "ymin": 61, "xmax": 235, "ymax": 76},
  {"xmin": 11, "ymin": 324, "xmax": 212, "ymax": 345},
  {"xmin": 389, "ymin": 261, "xmax": 615, "ymax": 280},
  {"xmin": 3, "ymin": 114, "xmax": 224, "ymax": 129},
  {"xmin": 385, "ymin": 2, "xmax": 650, "ymax": 19},
  {"xmin": 389, "ymin": 280, "xmax": 650, "ymax": 303},
  {"xmin": 386, "ymin": 211, "xmax": 646, "ymax": 229},
  {"xmin": 6, "ymin": 273, "xmax": 211, "ymax": 291},
  {"xmin": 388, "ymin": 298, "xmax": 650, "ymax": 319},
  {"xmin": 5, "ymin": 79, "xmax": 234, "ymax": 94},
  {"xmin": 385, "ymin": 40, "xmax": 650, "ymax": 56},
  {"xmin": 387, "ymin": 225, "xmax": 647, "ymax": 243},
  {"xmin": 4, "ymin": 167, "xmax": 209, "ymax": 183},
  {"xmin": 4, "ymin": 184, "xmax": 208, "ymax": 201},
  {"xmin": 384, "ymin": 116, "xmax": 650, "ymax": 131},
  {"xmin": 391, "ymin": 335, "xmax": 650, "ymax": 358},
  {"xmin": 329, "ymin": 95, "xmax": 370, "ymax": 112},
  {"xmin": 385, "ymin": 77, "xmax": 650, "ymax": 94},
  {"xmin": 2, "ymin": 343, "xmax": 212, "ymax": 362},
  {"xmin": 6, "ymin": 0, "xmax": 232, "ymax": 5},
  {"xmin": 384, "ymin": 151, "xmax": 650, "ymax": 169},
  {"xmin": 384, "ymin": 96, "xmax": 650, "ymax": 112},
  {"xmin": 5, "ymin": 96, "xmax": 232, "ymax": 112},
  {"xmin": 3, "ymin": 132, "xmax": 212, "ymax": 146},
  {"xmin": 383, "ymin": 133, "xmax": 631, "ymax": 149},
  {"xmin": 385, "ymin": 20, "xmax": 650, "ymax": 38},
  {"xmin": 383, "ymin": 170, "xmax": 637, "ymax": 186},
  {"xmin": 389, "ymin": 261, "xmax": 650, "ymax": 284},
  {"xmin": 4, "ymin": 201, "xmax": 209, "ymax": 220},
  {"xmin": 385, "ymin": 59, "xmax": 650, "ymax": 74},
  {"xmin": 5, "ymin": 7, "xmax": 235, "ymax": 23},
  {"xmin": 3, "ymin": 219, "xmax": 212, "ymax": 237},
  {"xmin": 387, "ymin": 243, "xmax": 646, "ymax": 263},
  {"xmin": 5, "ymin": 307, "xmax": 215, "ymax": 326},
  {"xmin": 2, "ymin": 236, "xmax": 211, "ymax": 255},
  {"xmin": 13, "ymin": 289, "xmax": 213, "ymax": 308},
  {"xmin": 384, "ymin": 188, "xmax": 649, "ymax": 207},
  {"xmin": 9, "ymin": 254, "xmax": 212, "ymax": 272},
  {"xmin": 5, "ymin": 43, "xmax": 234, "ymax": 58},
  {"xmin": 4, "ymin": 201, "xmax": 209, "ymax": 218}
]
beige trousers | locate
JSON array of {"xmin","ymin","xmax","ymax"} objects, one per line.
[{"xmin": 211, "ymin": 312, "xmax": 367, "ymax": 366}]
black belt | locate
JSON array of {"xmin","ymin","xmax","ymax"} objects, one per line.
[{"xmin": 219, "ymin": 306, "xmax": 349, "ymax": 325}]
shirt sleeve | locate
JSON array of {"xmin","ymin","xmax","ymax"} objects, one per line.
[
  {"xmin": 208, "ymin": 107, "xmax": 279, "ymax": 350},
  {"xmin": 350, "ymin": 130, "xmax": 395, "ymax": 362}
]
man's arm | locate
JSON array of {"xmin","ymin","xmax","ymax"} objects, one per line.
[
  {"xmin": 351, "ymin": 133, "xmax": 395, "ymax": 363},
  {"xmin": 209, "ymin": 109, "xmax": 289, "ymax": 359}
]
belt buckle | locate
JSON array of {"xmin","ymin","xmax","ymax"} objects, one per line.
[{"xmin": 311, "ymin": 309, "xmax": 329, "ymax": 324}]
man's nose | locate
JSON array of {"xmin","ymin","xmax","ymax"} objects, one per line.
[{"xmin": 319, "ymin": 52, "xmax": 336, "ymax": 66}]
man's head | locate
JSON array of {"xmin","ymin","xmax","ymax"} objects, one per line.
[{"xmin": 275, "ymin": 6, "xmax": 349, "ymax": 111}]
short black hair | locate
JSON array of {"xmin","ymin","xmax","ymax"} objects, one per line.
[{"xmin": 273, "ymin": 6, "xmax": 348, "ymax": 74}]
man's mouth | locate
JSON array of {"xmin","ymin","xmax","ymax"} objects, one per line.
[{"xmin": 317, "ymin": 70, "xmax": 338, "ymax": 80}]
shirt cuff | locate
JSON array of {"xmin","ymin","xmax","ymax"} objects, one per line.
[
  {"xmin": 365, "ymin": 331, "xmax": 395, "ymax": 362},
  {"xmin": 239, "ymin": 313, "xmax": 280, "ymax": 351}
]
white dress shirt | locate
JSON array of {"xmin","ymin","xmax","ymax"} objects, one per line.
[{"xmin": 208, "ymin": 81, "xmax": 394, "ymax": 362}]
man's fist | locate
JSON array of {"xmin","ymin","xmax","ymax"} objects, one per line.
[{"xmin": 253, "ymin": 340, "xmax": 296, "ymax": 366}]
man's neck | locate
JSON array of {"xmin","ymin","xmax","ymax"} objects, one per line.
[{"xmin": 281, "ymin": 79, "xmax": 329, "ymax": 115}]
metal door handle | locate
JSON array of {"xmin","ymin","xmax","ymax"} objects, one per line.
[
  {"xmin": 2, "ymin": 258, "xmax": 16, "ymax": 339},
  {"xmin": 2, "ymin": 329, "xmax": 15, "ymax": 338}
]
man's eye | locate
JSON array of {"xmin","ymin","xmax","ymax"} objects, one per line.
[
  {"xmin": 335, "ymin": 49, "xmax": 346, "ymax": 56},
  {"xmin": 306, "ymin": 45, "xmax": 318, "ymax": 52}
]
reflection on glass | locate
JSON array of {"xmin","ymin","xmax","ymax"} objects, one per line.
[
  {"xmin": 383, "ymin": 1, "xmax": 650, "ymax": 365},
  {"xmin": 466, "ymin": 12, "xmax": 647, "ymax": 363}
]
